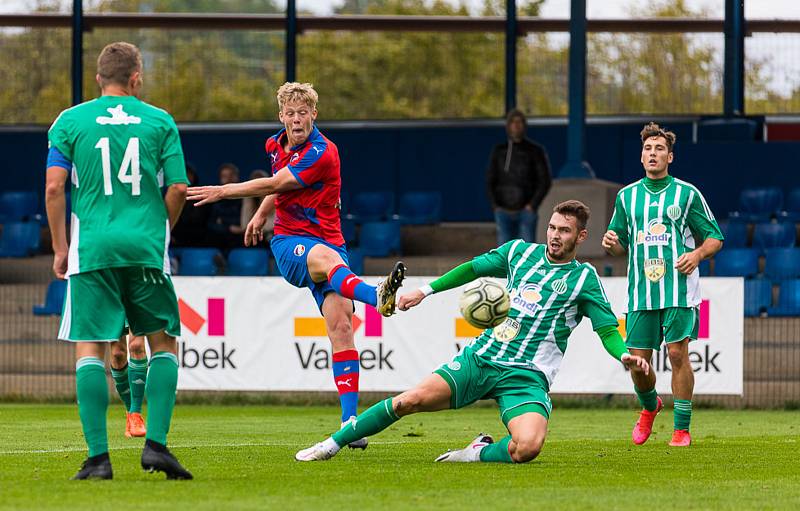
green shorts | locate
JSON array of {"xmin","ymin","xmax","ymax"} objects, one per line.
[
  {"xmin": 59, "ymin": 267, "xmax": 181, "ymax": 342},
  {"xmin": 434, "ymin": 346, "xmax": 552, "ymax": 426},
  {"xmin": 625, "ymin": 307, "xmax": 699, "ymax": 351}
]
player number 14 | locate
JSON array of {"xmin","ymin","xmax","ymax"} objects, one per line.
[{"xmin": 95, "ymin": 137, "xmax": 141, "ymax": 196}]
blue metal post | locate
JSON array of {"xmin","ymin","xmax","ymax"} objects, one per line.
[
  {"xmin": 724, "ymin": 0, "xmax": 745, "ymax": 116},
  {"xmin": 286, "ymin": 0, "xmax": 297, "ymax": 82},
  {"xmin": 558, "ymin": 0, "xmax": 594, "ymax": 178},
  {"xmin": 505, "ymin": 0, "xmax": 517, "ymax": 113},
  {"xmin": 71, "ymin": 0, "xmax": 83, "ymax": 105}
]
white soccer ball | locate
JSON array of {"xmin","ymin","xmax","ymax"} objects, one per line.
[{"xmin": 459, "ymin": 279, "xmax": 510, "ymax": 329}]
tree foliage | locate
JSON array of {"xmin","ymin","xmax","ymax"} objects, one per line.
[{"xmin": 0, "ymin": 0, "xmax": 796, "ymax": 124}]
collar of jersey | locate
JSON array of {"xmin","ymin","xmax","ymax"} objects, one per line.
[
  {"xmin": 543, "ymin": 250, "xmax": 578, "ymax": 268},
  {"xmin": 640, "ymin": 174, "xmax": 674, "ymax": 195},
  {"xmin": 276, "ymin": 125, "xmax": 320, "ymax": 152}
]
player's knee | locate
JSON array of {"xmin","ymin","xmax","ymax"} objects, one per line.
[
  {"xmin": 109, "ymin": 349, "xmax": 127, "ymax": 369},
  {"xmin": 128, "ymin": 337, "xmax": 146, "ymax": 359},
  {"xmin": 667, "ymin": 344, "xmax": 688, "ymax": 366},
  {"xmin": 511, "ymin": 438, "xmax": 543, "ymax": 463}
]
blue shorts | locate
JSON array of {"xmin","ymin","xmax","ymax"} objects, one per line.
[{"xmin": 270, "ymin": 234, "xmax": 350, "ymax": 313}]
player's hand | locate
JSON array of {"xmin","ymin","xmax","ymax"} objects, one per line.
[
  {"xmin": 398, "ymin": 289, "xmax": 426, "ymax": 311},
  {"xmin": 186, "ymin": 185, "xmax": 226, "ymax": 206},
  {"xmin": 601, "ymin": 230, "xmax": 619, "ymax": 250},
  {"xmin": 621, "ymin": 353, "xmax": 650, "ymax": 376},
  {"xmin": 675, "ymin": 250, "xmax": 702, "ymax": 275},
  {"xmin": 52, "ymin": 250, "xmax": 68, "ymax": 279},
  {"xmin": 244, "ymin": 214, "xmax": 267, "ymax": 247}
]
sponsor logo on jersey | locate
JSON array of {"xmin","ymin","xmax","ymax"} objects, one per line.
[
  {"xmin": 293, "ymin": 244, "xmax": 306, "ymax": 257},
  {"xmin": 96, "ymin": 105, "xmax": 141, "ymax": 125},
  {"xmin": 636, "ymin": 218, "xmax": 671, "ymax": 246},
  {"xmin": 667, "ymin": 205, "xmax": 682, "ymax": 221},
  {"xmin": 643, "ymin": 258, "xmax": 666, "ymax": 282},
  {"xmin": 512, "ymin": 283, "xmax": 543, "ymax": 314},
  {"xmin": 493, "ymin": 317, "xmax": 521, "ymax": 342}
]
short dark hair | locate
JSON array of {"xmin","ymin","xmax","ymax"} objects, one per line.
[
  {"xmin": 506, "ymin": 108, "xmax": 527, "ymax": 127},
  {"xmin": 97, "ymin": 42, "xmax": 142, "ymax": 88},
  {"xmin": 553, "ymin": 200, "xmax": 590, "ymax": 231},
  {"xmin": 218, "ymin": 163, "xmax": 240, "ymax": 177},
  {"xmin": 640, "ymin": 122, "xmax": 676, "ymax": 152}
]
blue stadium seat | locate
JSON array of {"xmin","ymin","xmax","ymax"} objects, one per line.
[
  {"xmin": 359, "ymin": 221, "xmax": 401, "ymax": 257},
  {"xmin": 777, "ymin": 187, "xmax": 800, "ymax": 222},
  {"xmin": 0, "ymin": 191, "xmax": 38, "ymax": 223},
  {"xmin": 713, "ymin": 248, "xmax": 759, "ymax": 277},
  {"xmin": 764, "ymin": 248, "xmax": 800, "ymax": 281},
  {"xmin": 347, "ymin": 248, "xmax": 364, "ymax": 275},
  {"xmin": 341, "ymin": 217, "xmax": 357, "ymax": 245},
  {"xmin": 744, "ymin": 278, "xmax": 772, "ymax": 317},
  {"xmin": 699, "ymin": 259, "xmax": 711, "ymax": 277},
  {"xmin": 177, "ymin": 248, "xmax": 221, "ymax": 276},
  {"xmin": 32, "ymin": 279, "xmax": 67, "ymax": 316},
  {"xmin": 227, "ymin": 248, "xmax": 269, "ymax": 276},
  {"xmin": 768, "ymin": 279, "xmax": 800, "ymax": 317},
  {"xmin": 0, "ymin": 222, "xmax": 40, "ymax": 257},
  {"xmin": 396, "ymin": 192, "xmax": 442, "ymax": 225},
  {"xmin": 346, "ymin": 191, "xmax": 395, "ymax": 223},
  {"xmin": 718, "ymin": 220, "xmax": 748, "ymax": 248},
  {"xmin": 753, "ymin": 222, "xmax": 796, "ymax": 251},
  {"xmin": 736, "ymin": 187, "xmax": 783, "ymax": 222}
]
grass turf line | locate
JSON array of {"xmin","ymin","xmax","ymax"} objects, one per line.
[{"xmin": 1, "ymin": 404, "xmax": 799, "ymax": 510}]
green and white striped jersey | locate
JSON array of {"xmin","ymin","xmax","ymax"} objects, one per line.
[
  {"xmin": 607, "ymin": 175, "xmax": 723, "ymax": 312},
  {"xmin": 48, "ymin": 95, "xmax": 188, "ymax": 276},
  {"xmin": 469, "ymin": 240, "xmax": 619, "ymax": 386}
]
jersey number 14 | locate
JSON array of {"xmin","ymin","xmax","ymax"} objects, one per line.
[{"xmin": 95, "ymin": 137, "xmax": 141, "ymax": 196}]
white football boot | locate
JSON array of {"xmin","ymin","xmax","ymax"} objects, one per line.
[
  {"xmin": 295, "ymin": 438, "xmax": 340, "ymax": 462},
  {"xmin": 435, "ymin": 433, "xmax": 494, "ymax": 463}
]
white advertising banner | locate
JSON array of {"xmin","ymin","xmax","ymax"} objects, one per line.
[{"xmin": 173, "ymin": 277, "xmax": 743, "ymax": 395}]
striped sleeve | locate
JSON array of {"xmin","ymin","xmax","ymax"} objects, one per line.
[
  {"xmin": 686, "ymin": 187, "xmax": 724, "ymax": 242},
  {"xmin": 607, "ymin": 191, "xmax": 629, "ymax": 246},
  {"xmin": 577, "ymin": 266, "xmax": 620, "ymax": 331},
  {"xmin": 287, "ymin": 140, "xmax": 330, "ymax": 188}
]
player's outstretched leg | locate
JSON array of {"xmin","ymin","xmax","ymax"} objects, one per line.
[
  {"xmin": 296, "ymin": 374, "xmax": 451, "ymax": 462},
  {"xmin": 140, "ymin": 332, "xmax": 192, "ymax": 480},
  {"xmin": 127, "ymin": 334, "xmax": 148, "ymax": 438},
  {"xmin": 73, "ymin": 346, "xmax": 113, "ymax": 480}
]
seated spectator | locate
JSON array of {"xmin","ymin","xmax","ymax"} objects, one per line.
[
  {"xmin": 172, "ymin": 163, "xmax": 211, "ymax": 247},
  {"xmin": 208, "ymin": 163, "xmax": 244, "ymax": 249},
  {"xmin": 240, "ymin": 169, "xmax": 275, "ymax": 243}
]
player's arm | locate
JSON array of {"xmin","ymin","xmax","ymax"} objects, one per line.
[
  {"xmin": 398, "ymin": 242, "xmax": 513, "ymax": 311},
  {"xmin": 602, "ymin": 194, "xmax": 629, "ymax": 257},
  {"xmin": 44, "ymin": 147, "xmax": 70, "ymax": 279},
  {"xmin": 164, "ymin": 183, "xmax": 187, "ymax": 230},
  {"xmin": 675, "ymin": 191, "xmax": 724, "ymax": 274},
  {"xmin": 187, "ymin": 169, "xmax": 300, "ymax": 206},
  {"xmin": 244, "ymin": 195, "xmax": 276, "ymax": 247}
]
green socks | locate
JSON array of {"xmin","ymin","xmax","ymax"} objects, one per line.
[
  {"xmin": 479, "ymin": 435, "xmax": 514, "ymax": 463},
  {"xmin": 145, "ymin": 352, "xmax": 178, "ymax": 445},
  {"xmin": 332, "ymin": 398, "xmax": 399, "ymax": 447},
  {"xmin": 128, "ymin": 357, "xmax": 148, "ymax": 414},
  {"xmin": 674, "ymin": 399, "xmax": 692, "ymax": 431},
  {"xmin": 110, "ymin": 364, "xmax": 132, "ymax": 412},
  {"xmin": 76, "ymin": 357, "xmax": 109, "ymax": 457},
  {"xmin": 635, "ymin": 386, "xmax": 659, "ymax": 412}
]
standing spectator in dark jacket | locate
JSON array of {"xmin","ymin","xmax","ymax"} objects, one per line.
[
  {"xmin": 208, "ymin": 163, "xmax": 244, "ymax": 249},
  {"xmin": 487, "ymin": 109, "xmax": 552, "ymax": 244}
]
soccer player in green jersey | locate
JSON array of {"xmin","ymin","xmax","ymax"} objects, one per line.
[
  {"xmin": 45, "ymin": 42, "xmax": 192, "ymax": 479},
  {"xmin": 296, "ymin": 200, "xmax": 650, "ymax": 463},
  {"xmin": 602, "ymin": 122, "xmax": 724, "ymax": 447}
]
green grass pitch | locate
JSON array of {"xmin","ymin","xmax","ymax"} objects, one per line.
[{"xmin": 1, "ymin": 404, "xmax": 800, "ymax": 510}]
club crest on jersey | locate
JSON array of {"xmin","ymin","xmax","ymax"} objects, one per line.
[
  {"xmin": 637, "ymin": 218, "xmax": 671, "ymax": 246},
  {"xmin": 551, "ymin": 277, "xmax": 568, "ymax": 295},
  {"xmin": 293, "ymin": 244, "xmax": 305, "ymax": 257},
  {"xmin": 512, "ymin": 283, "xmax": 543, "ymax": 314},
  {"xmin": 667, "ymin": 205, "xmax": 682, "ymax": 221},
  {"xmin": 643, "ymin": 258, "xmax": 666, "ymax": 282},
  {"xmin": 96, "ymin": 105, "xmax": 141, "ymax": 125},
  {"xmin": 493, "ymin": 317, "xmax": 521, "ymax": 342},
  {"xmin": 447, "ymin": 361, "xmax": 461, "ymax": 371},
  {"xmin": 290, "ymin": 153, "xmax": 301, "ymax": 164}
]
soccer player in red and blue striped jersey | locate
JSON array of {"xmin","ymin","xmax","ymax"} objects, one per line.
[{"xmin": 187, "ymin": 83, "xmax": 405, "ymax": 448}]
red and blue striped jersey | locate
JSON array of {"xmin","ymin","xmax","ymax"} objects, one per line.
[{"xmin": 265, "ymin": 126, "xmax": 344, "ymax": 246}]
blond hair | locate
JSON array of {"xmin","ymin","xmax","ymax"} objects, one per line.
[
  {"xmin": 276, "ymin": 82, "xmax": 318, "ymax": 111},
  {"xmin": 97, "ymin": 42, "xmax": 142, "ymax": 88},
  {"xmin": 640, "ymin": 122, "xmax": 677, "ymax": 152}
]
